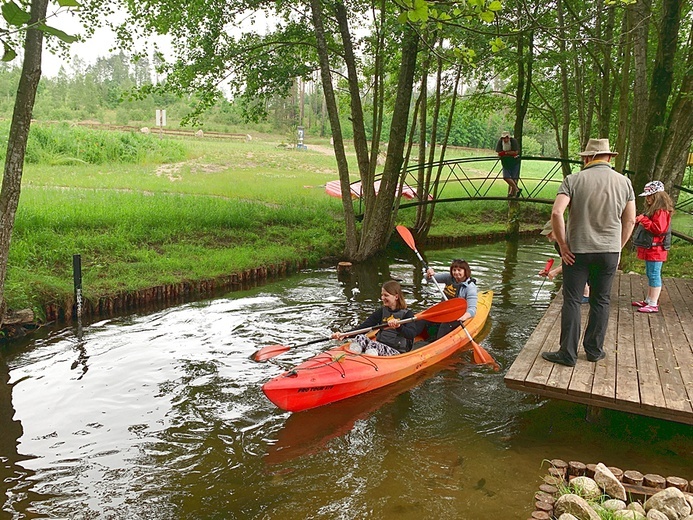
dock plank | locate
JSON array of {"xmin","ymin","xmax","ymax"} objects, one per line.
[
  {"xmin": 504, "ymin": 273, "xmax": 693, "ymax": 425},
  {"xmin": 614, "ymin": 275, "xmax": 640, "ymax": 405}
]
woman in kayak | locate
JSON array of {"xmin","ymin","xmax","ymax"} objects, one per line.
[
  {"xmin": 331, "ymin": 280, "xmax": 418, "ymax": 356},
  {"xmin": 425, "ymin": 259, "xmax": 477, "ymax": 338}
]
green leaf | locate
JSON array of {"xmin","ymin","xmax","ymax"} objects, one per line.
[
  {"xmin": 489, "ymin": 37, "xmax": 506, "ymax": 52},
  {"xmin": 488, "ymin": 0, "xmax": 503, "ymax": 12},
  {"xmin": 479, "ymin": 10, "xmax": 495, "ymax": 22},
  {"xmin": 2, "ymin": 42, "xmax": 16, "ymax": 62},
  {"xmin": 38, "ymin": 23, "xmax": 79, "ymax": 43},
  {"xmin": 57, "ymin": 0, "xmax": 81, "ymax": 5},
  {"xmin": 397, "ymin": 11, "xmax": 409, "ymax": 23},
  {"xmin": 2, "ymin": 1, "xmax": 31, "ymax": 27}
]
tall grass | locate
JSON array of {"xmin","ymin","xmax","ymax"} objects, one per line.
[{"xmin": 0, "ymin": 122, "xmax": 187, "ymax": 165}]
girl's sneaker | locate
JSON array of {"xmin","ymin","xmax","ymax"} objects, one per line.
[
  {"xmin": 632, "ymin": 300, "xmax": 648, "ymax": 307},
  {"xmin": 638, "ymin": 304, "xmax": 659, "ymax": 313}
]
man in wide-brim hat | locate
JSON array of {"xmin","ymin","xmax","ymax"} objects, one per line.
[{"xmin": 541, "ymin": 138, "xmax": 636, "ymax": 367}]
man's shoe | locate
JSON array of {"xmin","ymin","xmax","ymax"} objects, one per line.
[
  {"xmin": 638, "ymin": 304, "xmax": 659, "ymax": 313},
  {"xmin": 586, "ymin": 351, "xmax": 606, "ymax": 362},
  {"xmin": 541, "ymin": 351, "xmax": 575, "ymax": 367},
  {"xmin": 515, "ymin": 189, "xmax": 522, "ymax": 198}
]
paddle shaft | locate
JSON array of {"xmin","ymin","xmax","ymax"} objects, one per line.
[
  {"xmin": 532, "ymin": 259, "xmax": 555, "ymax": 305},
  {"xmin": 252, "ymin": 298, "xmax": 467, "ymax": 362},
  {"xmin": 395, "ymin": 226, "xmax": 449, "ymax": 301}
]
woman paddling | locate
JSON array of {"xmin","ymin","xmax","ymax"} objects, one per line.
[
  {"xmin": 331, "ymin": 280, "xmax": 418, "ymax": 356},
  {"xmin": 425, "ymin": 259, "xmax": 477, "ymax": 339}
]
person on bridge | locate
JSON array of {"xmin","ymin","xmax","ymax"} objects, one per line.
[
  {"xmin": 542, "ymin": 138, "xmax": 636, "ymax": 367},
  {"xmin": 631, "ymin": 181, "xmax": 674, "ymax": 313},
  {"xmin": 495, "ymin": 131, "xmax": 521, "ymax": 197},
  {"xmin": 332, "ymin": 280, "xmax": 417, "ymax": 356},
  {"xmin": 424, "ymin": 259, "xmax": 478, "ymax": 339}
]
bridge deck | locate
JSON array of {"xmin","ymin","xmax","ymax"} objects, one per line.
[{"xmin": 504, "ymin": 273, "xmax": 693, "ymax": 425}]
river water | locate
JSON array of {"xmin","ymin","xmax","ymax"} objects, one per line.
[{"xmin": 1, "ymin": 238, "xmax": 691, "ymax": 520}]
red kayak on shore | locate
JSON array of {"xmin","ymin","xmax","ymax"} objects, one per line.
[{"xmin": 262, "ymin": 291, "xmax": 493, "ymax": 412}]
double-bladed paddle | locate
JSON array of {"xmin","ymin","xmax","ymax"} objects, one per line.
[
  {"xmin": 396, "ymin": 225, "xmax": 499, "ymax": 371},
  {"xmin": 252, "ymin": 297, "xmax": 467, "ymax": 362}
]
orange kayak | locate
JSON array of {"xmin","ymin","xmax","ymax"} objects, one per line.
[{"xmin": 262, "ymin": 291, "xmax": 493, "ymax": 412}]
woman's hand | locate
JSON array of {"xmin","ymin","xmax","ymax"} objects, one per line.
[
  {"xmin": 425, "ymin": 267, "xmax": 435, "ymax": 279},
  {"xmin": 386, "ymin": 317, "xmax": 400, "ymax": 329},
  {"xmin": 458, "ymin": 312, "xmax": 471, "ymax": 323},
  {"xmin": 331, "ymin": 331, "xmax": 344, "ymax": 340}
]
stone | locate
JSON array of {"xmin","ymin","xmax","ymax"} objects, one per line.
[
  {"xmin": 140, "ymin": 127, "xmax": 150, "ymax": 133},
  {"xmin": 571, "ymin": 476, "xmax": 602, "ymax": 501},
  {"xmin": 554, "ymin": 494, "xmax": 601, "ymax": 520},
  {"xmin": 594, "ymin": 462, "xmax": 627, "ymax": 501},
  {"xmin": 602, "ymin": 499, "xmax": 627, "ymax": 511},
  {"xmin": 629, "ymin": 503, "xmax": 647, "ymax": 516},
  {"xmin": 558, "ymin": 515, "xmax": 579, "ymax": 520},
  {"xmin": 617, "ymin": 511, "xmax": 646, "ymax": 519},
  {"xmin": 644, "ymin": 487, "xmax": 692, "ymax": 520},
  {"xmin": 569, "ymin": 461, "xmax": 587, "ymax": 476},
  {"xmin": 614, "ymin": 510, "xmax": 646, "ymax": 519},
  {"xmin": 195, "ymin": 129, "xmax": 204, "ymax": 137},
  {"xmin": 647, "ymin": 510, "xmax": 671, "ymax": 520}
]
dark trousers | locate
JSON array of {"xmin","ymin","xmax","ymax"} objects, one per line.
[{"xmin": 559, "ymin": 252, "xmax": 619, "ymax": 363}]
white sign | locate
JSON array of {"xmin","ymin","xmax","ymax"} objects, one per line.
[{"xmin": 155, "ymin": 109, "xmax": 167, "ymax": 127}]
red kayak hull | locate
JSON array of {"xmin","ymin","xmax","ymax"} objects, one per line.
[{"xmin": 262, "ymin": 291, "xmax": 493, "ymax": 412}]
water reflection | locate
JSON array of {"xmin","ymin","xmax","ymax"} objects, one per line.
[{"xmin": 0, "ymin": 237, "xmax": 690, "ymax": 519}]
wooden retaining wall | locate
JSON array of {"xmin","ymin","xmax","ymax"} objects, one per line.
[{"xmin": 43, "ymin": 258, "xmax": 309, "ymax": 323}]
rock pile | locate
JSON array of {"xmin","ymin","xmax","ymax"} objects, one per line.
[{"xmin": 529, "ymin": 460, "xmax": 693, "ymax": 520}]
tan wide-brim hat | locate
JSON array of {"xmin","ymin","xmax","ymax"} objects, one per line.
[
  {"xmin": 501, "ymin": 131, "xmax": 510, "ymax": 138},
  {"xmin": 578, "ymin": 138, "xmax": 618, "ymax": 156},
  {"xmin": 540, "ymin": 220, "xmax": 553, "ymax": 235}
]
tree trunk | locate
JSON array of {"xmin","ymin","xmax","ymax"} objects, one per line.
[
  {"xmin": 614, "ymin": 13, "xmax": 631, "ymax": 170},
  {"xmin": 598, "ymin": 6, "xmax": 616, "ymax": 138},
  {"xmin": 632, "ymin": 0, "xmax": 683, "ymax": 196},
  {"xmin": 654, "ymin": 30, "xmax": 693, "ymax": 196},
  {"xmin": 0, "ymin": 0, "xmax": 49, "ymax": 323},
  {"xmin": 415, "ymin": 49, "xmax": 429, "ymax": 230},
  {"xmin": 357, "ymin": 26, "xmax": 419, "ymax": 261},
  {"xmin": 309, "ymin": 0, "xmax": 359, "ymax": 257},
  {"xmin": 515, "ymin": 29, "xmax": 533, "ymax": 147},
  {"xmin": 627, "ymin": 0, "xmax": 652, "ymax": 173},
  {"xmin": 558, "ymin": 0, "xmax": 572, "ymax": 177}
]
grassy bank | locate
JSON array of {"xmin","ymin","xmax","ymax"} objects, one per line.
[{"xmin": 6, "ymin": 126, "xmax": 693, "ymax": 318}]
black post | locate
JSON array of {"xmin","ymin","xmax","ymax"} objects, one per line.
[{"xmin": 73, "ymin": 254, "xmax": 82, "ymax": 320}]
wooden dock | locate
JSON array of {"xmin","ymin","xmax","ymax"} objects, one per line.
[{"xmin": 504, "ymin": 273, "xmax": 693, "ymax": 425}]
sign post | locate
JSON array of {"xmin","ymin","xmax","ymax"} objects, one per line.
[{"xmin": 155, "ymin": 109, "xmax": 167, "ymax": 138}]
